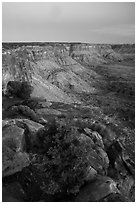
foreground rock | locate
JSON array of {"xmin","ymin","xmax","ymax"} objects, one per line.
[
  {"xmin": 3, "ymin": 118, "xmax": 45, "ymax": 152},
  {"xmin": 2, "ymin": 182, "xmax": 27, "ymax": 202},
  {"xmin": 75, "ymin": 175, "xmax": 119, "ymax": 202},
  {"xmin": 2, "ymin": 124, "xmax": 30, "ymax": 177},
  {"xmin": 3, "ymin": 124, "xmax": 25, "ymax": 151},
  {"xmin": 2, "ymin": 117, "xmax": 135, "ymax": 201}
]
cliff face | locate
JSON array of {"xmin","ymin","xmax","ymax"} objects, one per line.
[
  {"xmin": 111, "ymin": 44, "xmax": 135, "ymax": 63},
  {"xmin": 2, "ymin": 48, "xmax": 33, "ymax": 93},
  {"xmin": 69, "ymin": 43, "xmax": 123, "ymax": 65},
  {"xmin": 112, "ymin": 44, "xmax": 135, "ymax": 54},
  {"xmin": 2, "ymin": 43, "xmax": 127, "ymax": 103}
]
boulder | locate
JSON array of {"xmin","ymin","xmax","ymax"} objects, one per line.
[
  {"xmin": 99, "ymin": 193, "xmax": 127, "ymax": 202},
  {"xmin": 78, "ymin": 133, "xmax": 94, "ymax": 146},
  {"xmin": 3, "ymin": 146, "xmax": 30, "ymax": 177},
  {"xmin": 75, "ymin": 176, "xmax": 119, "ymax": 202},
  {"xmin": 78, "ymin": 134, "xmax": 108, "ymax": 174},
  {"xmin": 91, "ymin": 131, "xmax": 104, "ymax": 149},
  {"xmin": 2, "ymin": 124, "xmax": 30, "ymax": 177},
  {"xmin": 90, "ymin": 122, "xmax": 116, "ymax": 149},
  {"xmin": 117, "ymin": 175, "xmax": 134, "ymax": 201},
  {"xmin": 2, "ymin": 119, "xmax": 15, "ymax": 128},
  {"xmin": 84, "ymin": 166, "xmax": 97, "ymax": 182},
  {"xmin": 84, "ymin": 128, "xmax": 104, "ymax": 149},
  {"xmin": 87, "ymin": 149, "xmax": 106, "ymax": 174},
  {"xmin": 96, "ymin": 146, "xmax": 109, "ymax": 170},
  {"xmin": 12, "ymin": 118, "xmax": 44, "ymax": 150},
  {"xmin": 3, "ymin": 182, "xmax": 27, "ymax": 202},
  {"xmin": 3, "ymin": 125, "xmax": 26, "ymax": 152},
  {"xmin": 3, "ymin": 118, "xmax": 45, "ymax": 152},
  {"xmin": 121, "ymin": 153, "xmax": 135, "ymax": 176}
]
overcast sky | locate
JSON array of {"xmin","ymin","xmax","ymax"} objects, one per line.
[{"xmin": 2, "ymin": 2, "xmax": 135, "ymax": 43}]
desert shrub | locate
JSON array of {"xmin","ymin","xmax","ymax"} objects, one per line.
[
  {"xmin": 32, "ymin": 120, "xmax": 91, "ymax": 195},
  {"xmin": 6, "ymin": 81, "xmax": 33, "ymax": 99},
  {"xmin": 21, "ymin": 99, "xmax": 41, "ymax": 110},
  {"xmin": 6, "ymin": 81, "xmax": 22, "ymax": 96},
  {"xmin": 19, "ymin": 81, "xmax": 33, "ymax": 99},
  {"xmin": 9, "ymin": 105, "xmax": 38, "ymax": 122}
]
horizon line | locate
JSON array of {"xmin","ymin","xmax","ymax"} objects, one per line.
[{"xmin": 2, "ymin": 41, "xmax": 135, "ymax": 45}]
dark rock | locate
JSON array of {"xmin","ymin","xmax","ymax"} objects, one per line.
[
  {"xmin": 2, "ymin": 182, "xmax": 27, "ymax": 202},
  {"xmin": 99, "ymin": 193, "xmax": 127, "ymax": 202},
  {"xmin": 74, "ymin": 175, "xmax": 119, "ymax": 202},
  {"xmin": 17, "ymin": 166, "xmax": 43, "ymax": 201},
  {"xmin": 106, "ymin": 140, "xmax": 123, "ymax": 168}
]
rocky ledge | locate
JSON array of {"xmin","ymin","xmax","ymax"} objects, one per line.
[{"xmin": 2, "ymin": 101, "xmax": 135, "ymax": 202}]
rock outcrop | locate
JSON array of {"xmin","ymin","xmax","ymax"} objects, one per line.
[
  {"xmin": 2, "ymin": 124, "xmax": 30, "ymax": 177},
  {"xmin": 74, "ymin": 175, "xmax": 119, "ymax": 202},
  {"xmin": 2, "ymin": 117, "xmax": 135, "ymax": 201}
]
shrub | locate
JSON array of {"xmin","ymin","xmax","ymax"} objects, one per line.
[
  {"xmin": 6, "ymin": 81, "xmax": 33, "ymax": 99},
  {"xmin": 20, "ymin": 81, "xmax": 33, "ymax": 99},
  {"xmin": 6, "ymin": 81, "xmax": 22, "ymax": 96},
  {"xmin": 32, "ymin": 120, "xmax": 91, "ymax": 195}
]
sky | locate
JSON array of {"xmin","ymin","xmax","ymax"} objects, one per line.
[{"xmin": 2, "ymin": 2, "xmax": 135, "ymax": 43}]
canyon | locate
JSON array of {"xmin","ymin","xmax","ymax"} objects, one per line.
[{"xmin": 2, "ymin": 42, "xmax": 135, "ymax": 202}]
